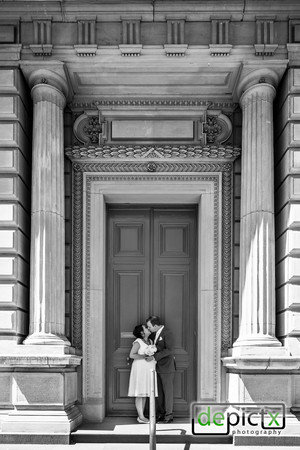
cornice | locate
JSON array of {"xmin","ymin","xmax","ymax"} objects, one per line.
[
  {"xmin": 0, "ymin": 1, "xmax": 299, "ymax": 22},
  {"xmin": 65, "ymin": 144, "xmax": 241, "ymax": 161}
]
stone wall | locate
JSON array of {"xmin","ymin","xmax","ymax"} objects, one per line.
[
  {"xmin": 275, "ymin": 67, "xmax": 300, "ymax": 355},
  {"xmin": 0, "ymin": 68, "xmax": 31, "ymax": 348}
]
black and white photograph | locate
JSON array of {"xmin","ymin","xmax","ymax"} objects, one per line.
[{"xmin": 0, "ymin": 1, "xmax": 299, "ymax": 449}]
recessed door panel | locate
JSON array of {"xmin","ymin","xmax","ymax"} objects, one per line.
[{"xmin": 106, "ymin": 206, "xmax": 197, "ymax": 416}]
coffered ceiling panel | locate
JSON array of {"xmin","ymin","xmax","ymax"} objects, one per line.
[{"xmin": 67, "ymin": 58, "xmax": 240, "ymax": 100}]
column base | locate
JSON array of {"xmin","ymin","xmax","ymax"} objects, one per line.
[
  {"xmin": 224, "ymin": 364, "xmax": 300, "ymax": 405},
  {"xmin": 0, "ymin": 405, "xmax": 82, "ymax": 437},
  {"xmin": 23, "ymin": 332, "xmax": 71, "ymax": 346},
  {"xmin": 222, "ymin": 368, "xmax": 300, "ymax": 444},
  {"xmin": 0, "ymin": 350, "xmax": 82, "ymax": 444},
  {"xmin": 233, "ymin": 413, "xmax": 300, "ymax": 447},
  {"xmin": 281, "ymin": 337, "xmax": 300, "ymax": 357},
  {"xmin": 229, "ymin": 345, "xmax": 289, "ymax": 358},
  {"xmin": 233, "ymin": 334, "xmax": 283, "ymax": 349}
]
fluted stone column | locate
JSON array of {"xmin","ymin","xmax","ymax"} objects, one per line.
[
  {"xmin": 24, "ymin": 80, "xmax": 70, "ymax": 346},
  {"xmin": 234, "ymin": 81, "xmax": 282, "ymax": 350}
]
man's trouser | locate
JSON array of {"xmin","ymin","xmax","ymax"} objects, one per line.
[{"xmin": 157, "ymin": 372, "xmax": 175, "ymax": 419}]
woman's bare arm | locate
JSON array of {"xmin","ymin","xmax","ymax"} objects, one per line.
[{"xmin": 129, "ymin": 341, "xmax": 145, "ymax": 360}]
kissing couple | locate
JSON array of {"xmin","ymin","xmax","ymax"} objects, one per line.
[{"xmin": 128, "ymin": 315, "xmax": 176, "ymax": 424}]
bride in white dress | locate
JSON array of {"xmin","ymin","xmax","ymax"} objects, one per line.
[{"xmin": 128, "ymin": 324, "xmax": 158, "ymax": 423}]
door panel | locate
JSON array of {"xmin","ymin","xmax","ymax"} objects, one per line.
[
  {"xmin": 153, "ymin": 209, "xmax": 196, "ymax": 414},
  {"xmin": 106, "ymin": 206, "xmax": 197, "ymax": 416},
  {"xmin": 107, "ymin": 209, "xmax": 150, "ymax": 414}
]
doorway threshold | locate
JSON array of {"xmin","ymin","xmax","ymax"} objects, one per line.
[{"xmin": 71, "ymin": 417, "xmax": 233, "ymax": 444}]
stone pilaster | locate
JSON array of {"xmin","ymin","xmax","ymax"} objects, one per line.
[{"xmin": 21, "ymin": 66, "xmax": 70, "ymax": 346}]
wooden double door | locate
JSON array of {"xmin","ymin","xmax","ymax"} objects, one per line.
[{"xmin": 106, "ymin": 205, "xmax": 197, "ymax": 416}]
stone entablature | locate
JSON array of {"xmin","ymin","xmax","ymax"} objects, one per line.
[
  {"xmin": 0, "ymin": 0, "xmax": 299, "ymax": 57},
  {"xmin": 0, "ymin": 1, "xmax": 299, "ymax": 47}
]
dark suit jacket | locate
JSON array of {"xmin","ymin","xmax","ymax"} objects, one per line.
[{"xmin": 151, "ymin": 327, "xmax": 176, "ymax": 373}]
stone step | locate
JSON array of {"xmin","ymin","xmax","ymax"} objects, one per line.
[{"xmin": 71, "ymin": 418, "xmax": 232, "ymax": 444}]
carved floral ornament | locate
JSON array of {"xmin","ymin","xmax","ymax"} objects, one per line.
[
  {"xmin": 82, "ymin": 116, "xmax": 102, "ymax": 143},
  {"xmin": 73, "ymin": 112, "xmax": 103, "ymax": 144},
  {"xmin": 203, "ymin": 116, "xmax": 223, "ymax": 143}
]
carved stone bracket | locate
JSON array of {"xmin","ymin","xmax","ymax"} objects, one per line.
[
  {"xmin": 119, "ymin": 44, "xmax": 142, "ymax": 56},
  {"xmin": 164, "ymin": 44, "xmax": 188, "ymax": 56},
  {"xmin": 254, "ymin": 44, "xmax": 278, "ymax": 56},
  {"xmin": 209, "ymin": 44, "xmax": 232, "ymax": 56},
  {"xmin": 74, "ymin": 45, "xmax": 97, "ymax": 57},
  {"xmin": 29, "ymin": 44, "xmax": 53, "ymax": 56}
]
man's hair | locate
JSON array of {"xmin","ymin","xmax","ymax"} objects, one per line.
[{"xmin": 146, "ymin": 315, "xmax": 161, "ymax": 326}]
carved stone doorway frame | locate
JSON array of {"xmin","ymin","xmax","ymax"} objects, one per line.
[{"xmin": 70, "ymin": 160, "xmax": 234, "ymax": 422}]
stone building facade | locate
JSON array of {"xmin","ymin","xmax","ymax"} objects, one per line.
[{"xmin": 0, "ymin": 0, "xmax": 300, "ymax": 444}]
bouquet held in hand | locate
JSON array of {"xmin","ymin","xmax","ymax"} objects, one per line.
[{"xmin": 144, "ymin": 344, "xmax": 157, "ymax": 356}]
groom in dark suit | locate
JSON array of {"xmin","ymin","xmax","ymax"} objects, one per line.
[{"xmin": 146, "ymin": 315, "xmax": 176, "ymax": 423}]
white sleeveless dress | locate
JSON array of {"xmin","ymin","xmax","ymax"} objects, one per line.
[{"xmin": 128, "ymin": 338, "xmax": 158, "ymax": 397}]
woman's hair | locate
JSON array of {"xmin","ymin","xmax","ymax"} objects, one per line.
[{"xmin": 133, "ymin": 324, "xmax": 144, "ymax": 339}]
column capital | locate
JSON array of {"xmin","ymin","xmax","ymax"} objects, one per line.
[
  {"xmin": 20, "ymin": 60, "xmax": 69, "ymax": 99},
  {"xmin": 240, "ymin": 82, "xmax": 276, "ymax": 109},
  {"xmin": 31, "ymin": 83, "xmax": 66, "ymax": 109},
  {"xmin": 235, "ymin": 60, "xmax": 288, "ymax": 101}
]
